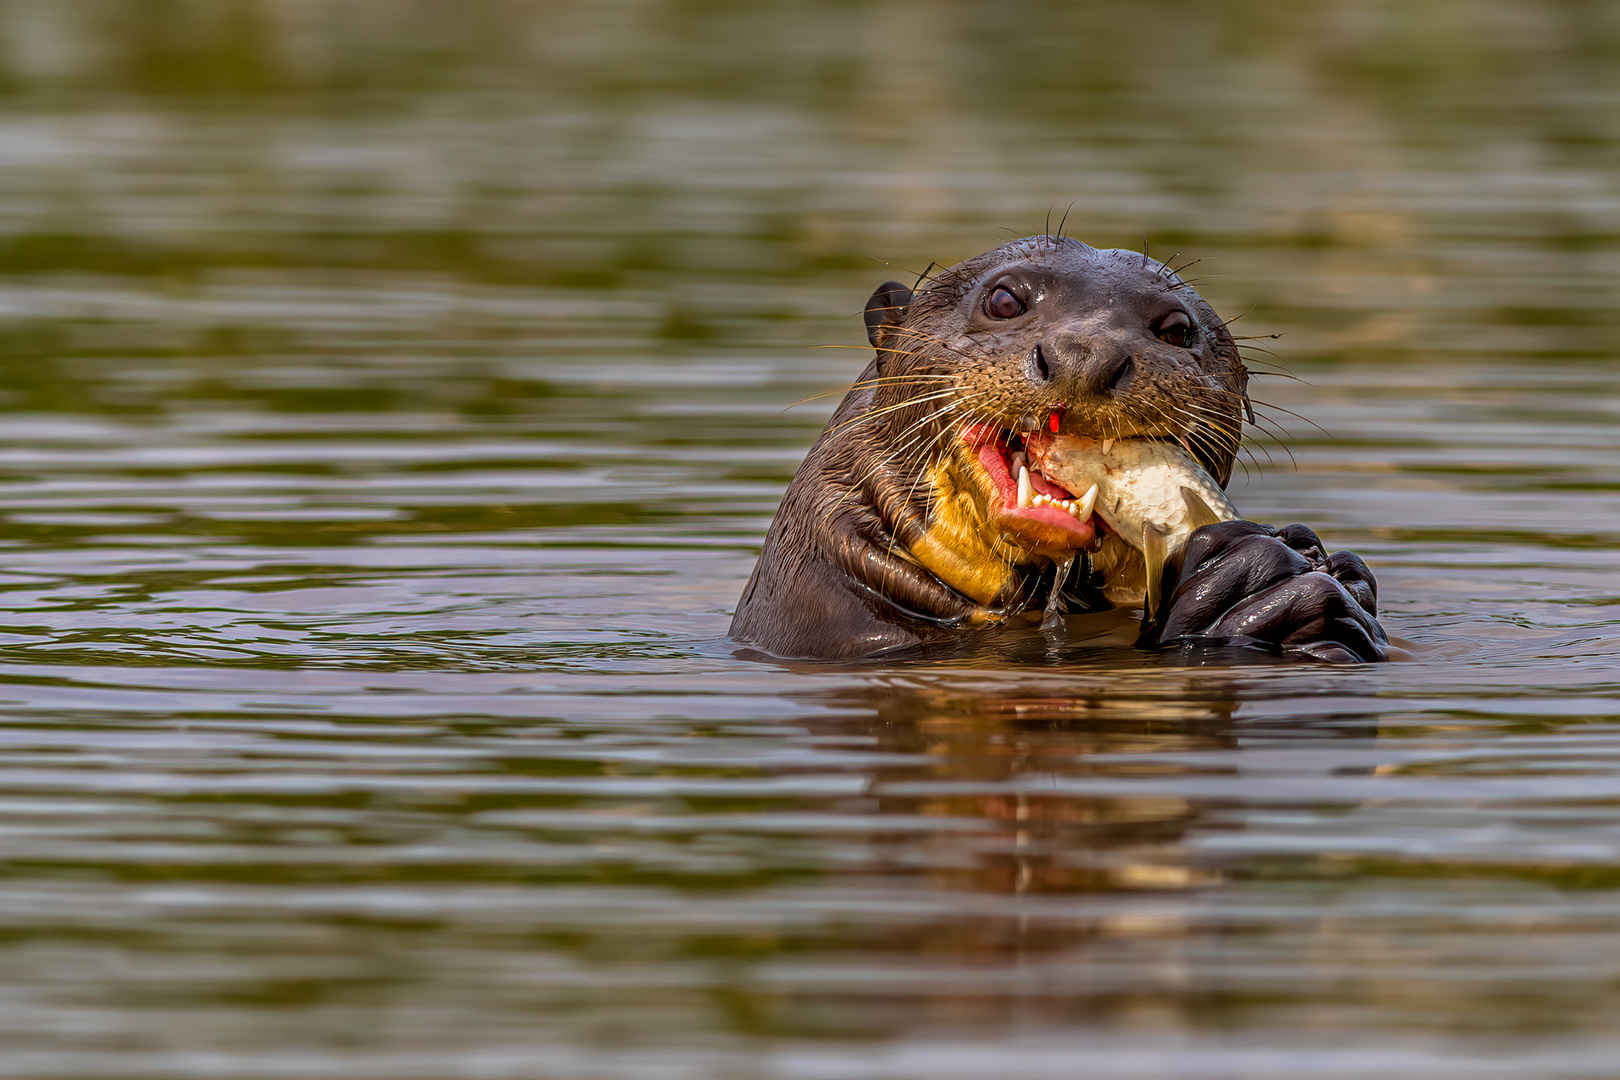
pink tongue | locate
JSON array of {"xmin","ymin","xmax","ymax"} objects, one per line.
[
  {"xmin": 1029, "ymin": 469, "xmax": 1072, "ymax": 500},
  {"xmin": 975, "ymin": 442, "xmax": 1013, "ymax": 492}
]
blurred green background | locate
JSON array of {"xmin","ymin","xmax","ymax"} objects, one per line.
[{"xmin": 1, "ymin": 0, "xmax": 1616, "ymax": 377}]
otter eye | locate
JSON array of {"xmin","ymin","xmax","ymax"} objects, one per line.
[
  {"xmin": 1155, "ymin": 311, "xmax": 1195, "ymax": 348},
  {"xmin": 983, "ymin": 287, "xmax": 1026, "ymax": 320}
]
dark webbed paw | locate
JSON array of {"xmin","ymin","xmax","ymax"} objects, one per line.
[{"xmin": 1143, "ymin": 521, "xmax": 1389, "ymax": 663}]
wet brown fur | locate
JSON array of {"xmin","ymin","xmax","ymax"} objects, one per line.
[{"xmin": 730, "ymin": 235, "xmax": 1250, "ymax": 660}]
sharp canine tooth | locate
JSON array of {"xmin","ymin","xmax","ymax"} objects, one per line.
[
  {"xmin": 1016, "ymin": 465, "xmax": 1035, "ymax": 509},
  {"xmin": 1101, "ymin": 438, "xmax": 1114, "ymax": 455},
  {"xmin": 1075, "ymin": 483, "xmax": 1099, "ymax": 521}
]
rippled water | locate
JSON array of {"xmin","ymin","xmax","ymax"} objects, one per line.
[{"xmin": 1, "ymin": 2, "xmax": 1619, "ymax": 1077}]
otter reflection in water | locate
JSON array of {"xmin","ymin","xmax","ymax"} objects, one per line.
[
  {"xmin": 737, "ymin": 669, "xmax": 1382, "ymax": 1038},
  {"xmin": 730, "ymin": 235, "xmax": 1388, "ymax": 663}
]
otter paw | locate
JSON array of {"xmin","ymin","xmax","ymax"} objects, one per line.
[{"xmin": 1144, "ymin": 521, "xmax": 1389, "ymax": 663}]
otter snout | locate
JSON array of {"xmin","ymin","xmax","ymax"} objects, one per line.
[{"xmin": 1032, "ymin": 325, "xmax": 1138, "ymax": 400}]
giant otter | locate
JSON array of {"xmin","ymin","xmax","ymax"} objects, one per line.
[{"xmin": 730, "ymin": 235, "xmax": 1388, "ymax": 662}]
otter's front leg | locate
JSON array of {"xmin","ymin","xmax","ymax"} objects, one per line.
[{"xmin": 1142, "ymin": 521, "xmax": 1390, "ymax": 663}]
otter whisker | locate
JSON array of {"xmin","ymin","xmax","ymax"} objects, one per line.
[
  {"xmin": 822, "ymin": 388, "xmax": 968, "ymax": 437},
  {"xmin": 1243, "ymin": 366, "xmax": 1306, "ymax": 383},
  {"xmin": 836, "ymin": 390, "xmax": 998, "ymax": 501},
  {"xmin": 1172, "ymin": 406, "xmax": 1251, "ymax": 462},
  {"xmin": 1246, "ymin": 398, "xmax": 1332, "ymax": 438},
  {"xmin": 783, "ymin": 374, "xmax": 962, "ymax": 412}
]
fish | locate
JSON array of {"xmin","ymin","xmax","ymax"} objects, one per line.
[{"xmin": 1031, "ymin": 435, "xmax": 1241, "ymax": 615}]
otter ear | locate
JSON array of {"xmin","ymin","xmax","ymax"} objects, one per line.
[{"xmin": 863, "ymin": 281, "xmax": 912, "ymax": 359}]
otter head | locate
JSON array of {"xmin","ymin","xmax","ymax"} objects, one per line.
[{"xmin": 860, "ymin": 235, "xmax": 1250, "ymax": 610}]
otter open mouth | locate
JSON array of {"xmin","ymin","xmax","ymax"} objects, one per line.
[{"xmin": 961, "ymin": 423, "xmax": 1099, "ymax": 551}]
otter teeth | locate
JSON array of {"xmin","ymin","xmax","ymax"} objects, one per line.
[
  {"xmin": 1016, "ymin": 461, "xmax": 1096, "ymax": 523},
  {"xmin": 1028, "ymin": 489, "xmax": 1093, "ymax": 521},
  {"xmin": 1075, "ymin": 482, "xmax": 1098, "ymax": 521},
  {"xmin": 1100, "ymin": 438, "xmax": 1115, "ymax": 455}
]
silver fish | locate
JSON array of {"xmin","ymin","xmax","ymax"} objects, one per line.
[{"xmin": 1033, "ymin": 436, "xmax": 1241, "ymax": 613}]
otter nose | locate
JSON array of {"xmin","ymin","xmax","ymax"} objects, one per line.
[{"xmin": 1032, "ymin": 330, "xmax": 1135, "ymax": 398}]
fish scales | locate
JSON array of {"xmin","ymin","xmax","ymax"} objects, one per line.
[{"xmin": 1034, "ymin": 436, "xmax": 1241, "ymax": 611}]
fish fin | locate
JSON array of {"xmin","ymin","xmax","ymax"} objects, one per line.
[
  {"xmin": 1143, "ymin": 522, "xmax": 1169, "ymax": 618},
  {"xmin": 1180, "ymin": 486, "xmax": 1228, "ymax": 531}
]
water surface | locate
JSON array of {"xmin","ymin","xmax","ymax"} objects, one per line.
[{"xmin": 0, "ymin": 2, "xmax": 1619, "ymax": 1077}]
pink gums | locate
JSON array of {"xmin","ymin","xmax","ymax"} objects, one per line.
[{"xmin": 961, "ymin": 424, "xmax": 1094, "ymax": 541}]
